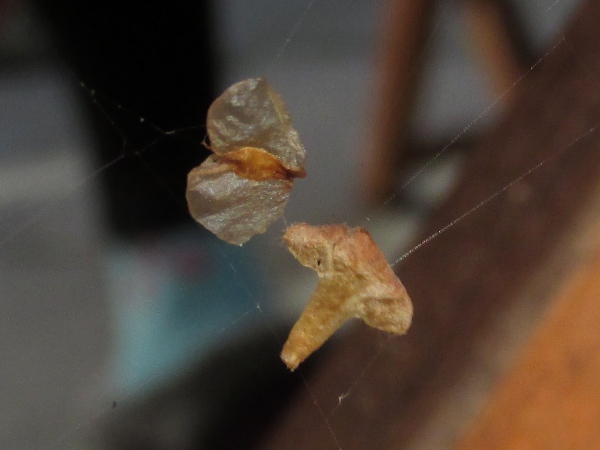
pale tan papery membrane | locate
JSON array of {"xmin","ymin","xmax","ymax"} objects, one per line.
[{"xmin": 186, "ymin": 78, "xmax": 306, "ymax": 245}]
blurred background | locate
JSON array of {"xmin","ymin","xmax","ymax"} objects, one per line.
[{"xmin": 0, "ymin": 0, "xmax": 582, "ymax": 448}]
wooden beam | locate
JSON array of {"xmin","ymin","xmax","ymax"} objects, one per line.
[
  {"xmin": 361, "ymin": 0, "xmax": 436, "ymax": 202},
  {"xmin": 463, "ymin": 0, "xmax": 525, "ymax": 102},
  {"xmin": 258, "ymin": 1, "xmax": 600, "ymax": 448},
  {"xmin": 454, "ymin": 226, "xmax": 600, "ymax": 450}
]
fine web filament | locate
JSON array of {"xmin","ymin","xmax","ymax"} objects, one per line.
[{"xmin": 394, "ymin": 125, "xmax": 598, "ymax": 267}]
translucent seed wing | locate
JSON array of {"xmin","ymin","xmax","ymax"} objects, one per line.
[
  {"xmin": 186, "ymin": 158, "xmax": 293, "ymax": 246},
  {"xmin": 207, "ymin": 77, "xmax": 306, "ymax": 173}
]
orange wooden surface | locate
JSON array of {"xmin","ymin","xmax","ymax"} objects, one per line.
[
  {"xmin": 455, "ymin": 238, "xmax": 600, "ymax": 450},
  {"xmin": 464, "ymin": 0, "xmax": 523, "ymax": 100},
  {"xmin": 362, "ymin": 0, "xmax": 435, "ymax": 202}
]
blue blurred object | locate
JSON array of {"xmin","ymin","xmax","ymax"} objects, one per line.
[{"xmin": 106, "ymin": 227, "xmax": 266, "ymax": 393}]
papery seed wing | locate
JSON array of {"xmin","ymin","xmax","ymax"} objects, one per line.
[
  {"xmin": 186, "ymin": 157, "xmax": 293, "ymax": 246},
  {"xmin": 207, "ymin": 78, "xmax": 306, "ymax": 173}
]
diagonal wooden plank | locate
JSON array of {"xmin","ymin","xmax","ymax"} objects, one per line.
[
  {"xmin": 454, "ymin": 227, "xmax": 600, "ymax": 450},
  {"xmin": 362, "ymin": 0, "xmax": 436, "ymax": 202},
  {"xmin": 258, "ymin": 1, "xmax": 600, "ymax": 449}
]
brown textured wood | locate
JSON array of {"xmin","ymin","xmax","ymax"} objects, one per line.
[
  {"xmin": 259, "ymin": 1, "xmax": 600, "ymax": 449},
  {"xmin": 455, "ymin": 230, "xmax": 600, "ymax": 450},
  {"xmin": 362, "ymin": 0, "xmax": 436, "ymax": 202},
  {"xmin": 464, "ymin": 0, "xmax": 524, "ymax": 101},
  {"xmin": 454, "ymin": 228, "xmax": 600, "ymax": 450}
]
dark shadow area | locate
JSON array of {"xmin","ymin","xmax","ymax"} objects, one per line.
[
  {"xmin": 33, "ymin": 0, "xmax": 216, "ymax": 237},
  {"xmin": 101, "ymin": 325, "xmax": 322, "ymax": 450}
]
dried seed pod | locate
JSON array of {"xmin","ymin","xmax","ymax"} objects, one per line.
[
  {"xmin": 281, "ymin": 223, "xmax": 413, "ymax": 371},
  {"xmin": 186, "ymin": 78, "xmax": 306, "ymax": 245}
]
